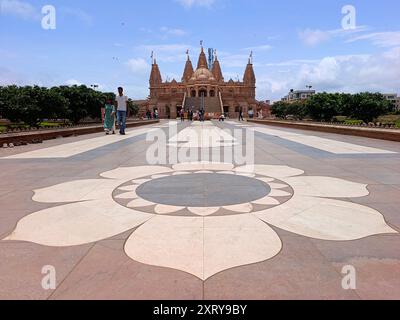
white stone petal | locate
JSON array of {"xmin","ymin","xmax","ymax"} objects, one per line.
[
  {"xmin": 218, "ymin": 171, "xmax": 235, "ymax": 175},
  {"xmin": 203, "ymin": 215, "xmax": 282, "ymax": 280},
  {"xmin": 282, "ymin": 176, "xmax": 369, "ymax": 198},
  {"xmin": 172, "ymin": 172, "xmax": 191, "ymax": 176},
  {"xmin": 223, "ymin": 203, "xmax": 253, "ymax": 213},
  {"xmin": 155, "ymin": 204, "xmax": 185, "ymax": 214},
  {"xmin": 118, "ymin": 185, "xmax": 138, "ymax": 192},
  {"xmin": 151, "ymin": 174, "xmax": 170, "ymax": 179},
  {"xmin": 252, "ymin": 196, "xmax": 281, "ymax": 206},
  {"xmin": 127, "ymin": 199, "xmax": 155, "ymax": 208},
  {"xmin": 125, "ymin": 216, "xmax": 204, "ymax": 279},
  {"xmin": 124, "ymin": 215, "xmax": 282, "ymax": 281},
  {"xmin": 196, "ymin": 171, "xmax": 214, "ymax": 174},
  {"xmin": 237, "ymin": 173, "xmax": 256, "ymax": 178},
  {"xmin": 32, "ymin": 179, "xmax": 123, "ymax": 203},
  {"xmin": 236, "ymin": 165, "xmax": 304, "ymax": 178},
  {"xmin": 269, "ymin": 190, "xmax": 292, "ymax": 197},
  {"xmin": 255, "ymin": 196, "xmax": 398, "ymax": 241},
  {"xmin": 132, "ymin": 179, "xmax": 151, "ymax": 185},
  {"xmin": 114, "ymin": 192, "xmax": 137, "ymax": 200},
  {"xmin": 173, "ymin": 162, "xmax": 234, "ymax": 172},
  {"xmin": 3, "ymin": 199, "xmax": 152, "ymax": 247},
  {"xmin": 101, "ymin": 166, "xmax": 172, "ymax": 180},
  {"xmin": 256, "ymin": 177, "xmax": 275, "ymax": 183},
  {"xmin": 188, "ymin": 207, "xmax": 220, "ymax": 216},
  {"xmin": 268, "ymin": 183, "xmax": 288, "ymax": 189}
]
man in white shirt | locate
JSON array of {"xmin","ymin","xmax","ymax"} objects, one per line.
[{"xmin": 115, "ymin": 87, "xmax": 128, "ymax": 135}]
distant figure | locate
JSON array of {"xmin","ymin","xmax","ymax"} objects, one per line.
[
  {"xmin": 201, "ymin": 109, "xmax": 206, "ymax": 122},
  {"xmin": 248, "ymin": 109, "xmax": 254, "ymax": 119},
  {"xmin": 180, "ymin": 109, "xmax": 185, "ymax": 122},
  {"xmin": 104, "ymin": 99, "xmax": 116, "ymax": 135},
  {"xmin": 115, "ymin": 87, "xmax": 128, "ymax": 135},
  {"xmin": 155, "ymin": 109, "xmax": 159, "ymax": 120},
  {"xmin": 189, "ymin": 110, "xmax": 194, "ymax": 122},
  {"xmin": 146, "ymin": 110, "xmax": 151, "ymax": 120},
  {"xmin": 239, "ymin": 107, "xmax": 244, "ymax": 121}
]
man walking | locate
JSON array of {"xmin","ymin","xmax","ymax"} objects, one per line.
[
  {"xmin": 115, "ymin": 87, "xmax": 128, "ymax": 135},
  {"xmin": 239, "ymin": 107, "xmax": 244, "ymax": 122}
]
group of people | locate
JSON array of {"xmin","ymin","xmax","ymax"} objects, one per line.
[
  {"xmin": 104, "ymin": 90, "xmax": 263, "ymax": 133},
  {"xmin": 146, "ymin": 109, "xmax": 159, "ymax": 120},
  {"xmin": 103, "ymin": 87, "xmax": 128, "ymax": 135},
  {"xmin": 179, "ymin": 108, "xmax": 205, "ymax": 122}
]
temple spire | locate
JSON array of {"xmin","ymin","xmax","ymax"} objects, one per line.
[
  {"xmin": 197, "ymin": 46, "xmax": 208, "ymax": 69},
  {"xmin": 182, "ymin": 51, "xmax": 194, "ymax": 82},
  {"xmin": 150, "ymin": 59, "xmax": 162, "ymax": 86},
  {"xmin": 243, "ymin": 57, "xmax": 255, "ymax": 85},
  {"xmin": 211, "ymin": 52, "xmax": 224, "ymax": 82}
]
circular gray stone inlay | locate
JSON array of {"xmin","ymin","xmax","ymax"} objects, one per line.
[{"xmin": 136, "ymin": 173, "xmax": 271, "ymax": 207}]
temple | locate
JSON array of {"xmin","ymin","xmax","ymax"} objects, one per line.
[{"xmin": 144, "ymin": 47, "xmax": 262, "ymax": 119}]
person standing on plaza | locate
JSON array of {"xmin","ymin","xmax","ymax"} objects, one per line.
[
  {"xmin": 239, "ymin": 107, "xmax": 244, "ymax": 121},
  {"xmin": 115, "ymin": 87, "xmax": 128, "ymax": 135},
  {"xmin": 180, "ymin": 109, "xmax": 185, "ymax": 122},
  {"xmin": 104, "ymin": 98, "xmax": 116, "ymax": 135}
]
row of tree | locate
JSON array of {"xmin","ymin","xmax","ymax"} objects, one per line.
[
  {"xmin": 0, "ymin": 85, "xmax": 138, "ymax": 127},
  {"xmin": 271, "ymin": 92, "xmax": 394, "ymax": 123}
]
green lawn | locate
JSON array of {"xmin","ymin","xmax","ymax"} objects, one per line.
[{"xmin": 0, "ymin": 121, "xmax": 69, "ymax": 132}]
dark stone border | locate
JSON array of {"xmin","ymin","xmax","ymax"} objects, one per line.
[
  {"xmin": 0, "ymin": 120, "xmax": 159, "ymax": 145},
  {"xmin": 248, "ymin": 119, "xmax": 400, "ymax": 142}
]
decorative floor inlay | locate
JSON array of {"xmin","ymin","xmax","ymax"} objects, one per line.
[
  {"xmin": 113, "ymin": 171, "xmax": 293, "ymax": 217},
  {"xmin": 3, "ymin": 162, "xmax": 397, "ymax": 281}
]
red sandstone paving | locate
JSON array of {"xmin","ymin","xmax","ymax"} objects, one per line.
[
  {"xmin": 204, "ymin": 230, "xmax": 360, "ymax": 300},
  {"xmin": 49, "ymin": 240, "xmax": 203, "ymax": 300},
  {"xmin": 0, "ymin": 241, "xmax": 92, "ymax": 300},
  {"xmin": 0, "ymin": 122, "xmax": 399, "ymax": 300}
]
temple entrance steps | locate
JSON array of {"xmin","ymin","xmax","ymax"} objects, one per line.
[{"xmin": 184, "ymin": 97, "xmax": 222, "ymax": 113}]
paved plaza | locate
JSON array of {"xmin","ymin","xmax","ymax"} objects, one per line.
[{"xmin": 0, "ymin": 120, "xmax": 399, "ymax": 300}]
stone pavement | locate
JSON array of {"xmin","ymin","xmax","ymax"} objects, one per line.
[{"xmin": 0, "ymin": 120, "xmax": 399, "ymax": 300}]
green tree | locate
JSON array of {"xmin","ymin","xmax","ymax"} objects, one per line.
[
  {"xmin": 57, "ymin": 85, "xmax": 104, "ymax": 124},
  {"xmin": 305, "ymin": 93, "xmax": 339, "ymax": 121},
  {"xmin": 271, "ymin": 101, "xmax": 289, "ymax": 119},
  {"xmin": 340, "ymin": 92, "xmax": 393, "ymax": 123},
  {"xmin": 128, "ymin": 99, "xmax": 140, "ymax": 117},
  {"xmin": 286, "ymin": 100, "xmax": 307, "ymax": 120}
]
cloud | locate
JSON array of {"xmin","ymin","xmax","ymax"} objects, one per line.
[
  {"xmin": 175, "ymin": 0, "xmax": 216, "ymax": 9},
  {"xmin": 243, "ymin": 45, "xmax": 273, "ymax": 52},
  {"xmin": 65, "ymin": 79, "xmax": 83, "ymax": 86},
  {"xmin": 346, "ymin": 31, "xmax": 400, "ymax": 47},
  {"xmin": 0, "ymin": 66, "xmax": 25, "ymax": 85},
  {"xmin": 126, "ymin": 58, "xmax": 151, "ymax": 74},
  {"xmin": 160, "ymin": 27, "xmax": 188, "ymax": 37},
  {"xmin": 217, "ymin": 53, "xmax": 250, "ymax": 68},
  {"xmin": 298, "ymin": 29, "xmax": 331, "ymax": 46},
  {"xmin": 59, "ymin": 7, "xmax": 93, "ymax": 25},
  {"xmin": 298, "ymin": 26, "xmax": 369, "ymax": 46},
  {"xmin": 0, "ymin": 0, "xmax": 39, "ymax": 20},
  {"xmin": 136, "ymin": 44, "xmax": 196, "ymax": 63},
  {"xmin": 256, "ymin": 48, "xmax": 400, "ymax": 101}
]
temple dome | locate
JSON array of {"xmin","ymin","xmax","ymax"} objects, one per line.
[{"xmin": 190, "ymin": 67, "xmax": 216, "ymax": 82}]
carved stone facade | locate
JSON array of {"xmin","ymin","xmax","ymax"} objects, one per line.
[{"xmin": 145, "ymin": 47, "xmax": 260, "ymax": 119}]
